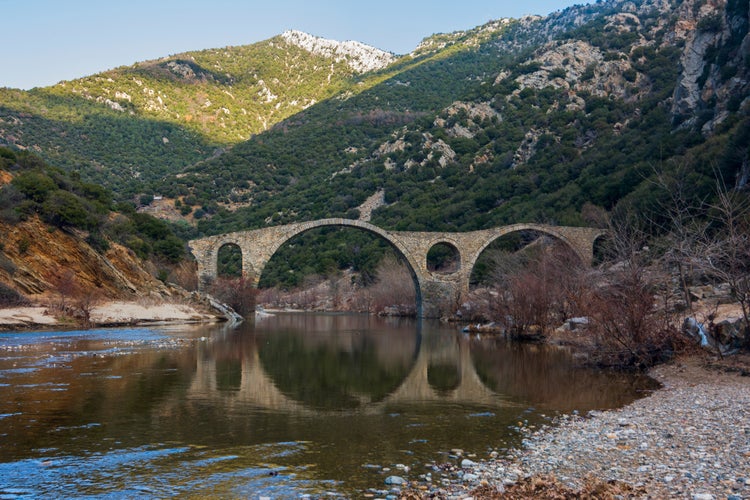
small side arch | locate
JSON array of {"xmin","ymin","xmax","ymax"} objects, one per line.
[
  {"xmin": 217, "ymin": 242, "xmax": 243, "ymax": 278},
  {"xmin": 426, "ymin": 240, "xmax": 461, "ymax": 274}
]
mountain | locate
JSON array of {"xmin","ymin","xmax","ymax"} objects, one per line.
[
  {"xmin": 0, "ymin": 31, "xmax": 396, "ymax": 197},
  {"xmin": 1, "ymin": 0, "xmax": 749, "ymax": 240},
  {"xmin": 173, "ymin": 0, "xmax": 750, "ymax": 236}
]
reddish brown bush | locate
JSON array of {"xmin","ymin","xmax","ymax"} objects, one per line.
[
  {"xmin": 368, "ymin": 254, "xmax": 417, "ymax": 315},
  {"xmin": 209, "ymin": 276, "xmax": 258, "ymax": 317},
  {"xmin": 489, "ymin": 244, "xmax": 586, "ymax": 340}
]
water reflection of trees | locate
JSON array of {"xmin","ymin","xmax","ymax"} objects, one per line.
[
  {"xmin": 254, "ymin": 316, "xmax": 419, "ymax": 409},
  {"xmin": 470, "ymin": 339, "xmax": 658, "ymax": 412}
]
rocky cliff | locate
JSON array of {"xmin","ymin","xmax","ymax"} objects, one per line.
[{"xmin": 0, "ymin": 216, "xmax": 189, "ymax": 302}]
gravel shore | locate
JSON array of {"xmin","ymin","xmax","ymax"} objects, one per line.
[{"xmin": 373, "ymin": 355, "xmax": 750, "ymax": 499}]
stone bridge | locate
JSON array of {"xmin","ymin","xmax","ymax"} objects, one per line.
[{"xmin": 188, "ymin": 219, "xmax": 605, "ymax": 317}]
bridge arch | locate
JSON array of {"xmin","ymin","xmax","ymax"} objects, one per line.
[
  {"xmin": 426, "ymin": 239, "xmax": 462, "ymax": 274},
  {"xmin": 465, "ymin": 223, "xmax": 598, "ymax": 288},
  {"xmin": 191, "ymin": 218, "xmax": 425, "ymax": 314},
  {"xmin": 258, "ymin": 218, "xmax": 422, "ymax": 279},
  {"xmin": 471, "ymin": 224, "xmax": 587, "ymax": 265}
]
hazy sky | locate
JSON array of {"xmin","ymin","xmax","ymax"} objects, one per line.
[{"xmin": 1, "ymin": 0, "xmax": 592, "ymax": 90}]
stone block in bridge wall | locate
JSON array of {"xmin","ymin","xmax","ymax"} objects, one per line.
[{"xmin": 421, "ymin": 279, "xmax": 462, "ymax": 319}]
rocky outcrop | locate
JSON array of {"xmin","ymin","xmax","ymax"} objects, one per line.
[
  {"xmin": 435, "ymin": 101, "xmax": 502, "ymax": 138},
  {"xmin": 670, "ymin": 0, "xmax": 750, "ymax": 131},
  {"xmin": 512, "ymin": 128, "xmax": 551, "ymax": 168},
  {"xmin": 0, "ymin": 217, "xmax": 179, "ymax": 300},
  {"xmin": 281, "ymin": 30, "xmax": 396, "ymax": 73}
]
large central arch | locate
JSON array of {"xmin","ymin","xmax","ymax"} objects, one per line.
[
  {"xmin": 189, "ymin": 219, "xmax": 605, "ymax": 318},
  {"xmin": 190, "ymin": 219, "xmax": 426, "ymax": 314},
  {"xmin": 258, "ymin": 219, "xmax": 424, "ymax": 312}
]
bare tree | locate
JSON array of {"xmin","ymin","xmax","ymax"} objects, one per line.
[
  {"xmin": 695, "ymin": 179, "xmax": 750, "ymax": 347},
  {"xmin": 48, "ymin": 269, "xmax": 79, "ymax": 312},
  {"xmin": 47, "ymin": 270, "xmax": 101, "ymax": 327},
  {"xmin": 368, "ymin": 254, "xmax": 416, "ymax": 315},
  {"xmin": 651, "ymin": 164, "xmax": 710, "ymax": 311},
  {"xmin": 74, "ymin": 288, "xmax": 101, "ymax": 328},
  {"xmin": 581, "ymin": 211, "xmax": 681, "ymax": 368},
  {"xmin": 209, "ymin": 276, "xmax": 258, "ymax": 317}
]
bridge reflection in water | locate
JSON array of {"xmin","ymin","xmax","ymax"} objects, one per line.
[
  {"xmin": 186, "ymin": 314, "xmax": 650, "ymax": 417},
  {"xmin": 189, "ymin": 316, "xmax": 507, "ymax": 416}
]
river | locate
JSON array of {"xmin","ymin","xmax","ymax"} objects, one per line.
[{"xmin": 0, "ymin": 313, "xmax": 656, "ymax": 498}]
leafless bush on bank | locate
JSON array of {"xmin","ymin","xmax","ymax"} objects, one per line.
[
  {"xmin": 578, "ymin": 212, "xmax": 683, "ymax": 369},
  {"xmin": 367, "ymin": 254, "xmax": 417, "ymax": 315},
  {"xmin": 47, "ymin": 269, "xmax": 101, "ymax": 327},
  {"xmin": 209, "ymin": 276, "xmax": 258, "ymax": 317},
  {"xmin": 486, "ymin": 243, "xmax": 587, "ymax": 340}
]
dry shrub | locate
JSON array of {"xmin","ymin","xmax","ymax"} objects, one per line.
[
  {"xmin": 209, "ymin": 276, "xmax": 258, "ymax": 317},
  {"xmin": 47, "ymin": 269, "xmax": 101, "ymax": 327},
  {"xmin": 256, "ymin": 286, "xmax": 282, "ymax": 307},
  {"xmin": 580, "ymin": 264, "xmax": 680, "ymax": 369},
  {"xmin": 73, "ymin": 288, "xmax": 101, "ymax": 328},
  {"xmin": 489, "ymin": 244, "xmax": 586, "ymax": 340},
  {"xmin": 576, "ymin": 211, "xmax": 683, "ymax": 369},
  {"xmin": 469, "ymin": 474, "xmax": 646, "ymax": 499},
  {"xmin": 368, "ymin": 254, "xmax": 417, "ymax": 315},
  {"xmin": 48, "ymin": 269, "xmax": 78, "ymax": 311}
]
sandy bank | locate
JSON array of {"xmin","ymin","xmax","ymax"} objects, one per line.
[{"xmin": 0, "ymin": 300, "xmax": 225, "ymax": 330}]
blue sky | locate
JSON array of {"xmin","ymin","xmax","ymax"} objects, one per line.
[{"xmin": 1, "ymin": 0, "xmax": 592, "ymax": 90}]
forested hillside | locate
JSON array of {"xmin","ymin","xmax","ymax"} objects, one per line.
[
  {"xmin": 0, "ymin": 31, "xmax": 396, "ymax": 197},
  {"xmin": 167, "ymin": 0, "xmax": 749, "ymax": 237},
  {"xmin": 1, "ymin": 0, "xmax": 748, "ymax": 290}
]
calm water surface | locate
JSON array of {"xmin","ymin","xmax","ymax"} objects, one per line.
[{"xmin": 0, "ymin": 313, "xmax": 657, "ymax": 498}]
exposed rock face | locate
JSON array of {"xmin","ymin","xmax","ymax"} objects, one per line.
[
  {"xmin": 670, "ymin": 0, "xmax": 750, "ymax": 130},
  {"xmin": 512, "ymin": 128, "xmax": 556, "ymax": 168},
  {"xmin": 435, "ymin": 101, "xmax": 502, "ymax": 138},
  {"xmin": 512, "ymin": 41, "xmax": 605, "ymax": 93},
  {"xmin": 428, "ymin": 138, "xmax": 457, "ymax": 167},
  {"xmin": 671, "ymin": 0, "xmax": 726, "ymax": 123},
  {"xmin": 0, "ymin": 217, "xmax": 181, "ymax": 300},
  {"xmin": 281, "ymin": 30, "xmax": 396, "ymax": 73}
]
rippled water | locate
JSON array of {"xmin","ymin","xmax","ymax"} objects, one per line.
[{"xmin": 0, "ymin": 314, "xmax": 656, "ymax": 497}]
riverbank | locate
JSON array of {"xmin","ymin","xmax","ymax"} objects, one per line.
[
  {"xmin": 381, "ymin": 353, "xmax": 750, "ymax": 499},
  {"xmin": 0, "ymin": 299, "xmax": 225, "ymax": 330}
]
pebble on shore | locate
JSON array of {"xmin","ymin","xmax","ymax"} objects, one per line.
[{"xmin": 372, "ymin": 355, "xmax": 750, "ymax": 499}]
